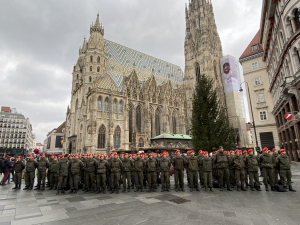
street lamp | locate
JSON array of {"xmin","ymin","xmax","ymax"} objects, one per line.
[{"xmin": 239, "ymin": 81, "xmax": 260, "ymax": 154}]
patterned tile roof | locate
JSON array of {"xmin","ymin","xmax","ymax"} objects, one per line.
[{"xmin": 104, "ymin": 40, "xmax": 184, "ymax": 87}]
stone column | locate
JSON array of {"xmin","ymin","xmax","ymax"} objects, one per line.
[{"xmin": 290, "ymin": 17, "xmax": 297, "ymax": 33}]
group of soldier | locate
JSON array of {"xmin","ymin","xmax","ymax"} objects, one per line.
[{"xmin": 10, "ymin": 146, "xmax": 296, "ymax": 195}]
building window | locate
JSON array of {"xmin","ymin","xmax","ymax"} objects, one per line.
[
  {"xmin": 172, "ymin": 113, "xmax": 176, "ymax": 134},
  {"xmin": 113, "ymin": 99, "xmax": 117, "ymax": 112},
  {"xmin": 138, "ymin": 138, "xmax": 144, "ymax": 147},
  {"xmin": 97, "ymin": 56, "xmax": 100, "ymax": 63},
  {"xmin": 259, "ymin": 111, "xmax": 267, "ymax": 120},
  {"xmin": 119, "ymin": 100, "xmax": 123, "ymax": 113},
  {"xmin": 257, "ymin": 94, "xmax": 265, "ymax": 103},
  {"xmin": 113, "ymin": 126, "xmax": 121, "ymax": 149},
  {"xmin": 98, "ymin": 125, "xmax": 106, "ymax": 148},
  {"xmin": 195, "ymin": 63, "xmax": 200, "ymax": 81},
  {"xmin": 89, "ymin": 76, "xmax": 92, "ymax": 82},
  {"xmin": 97, "ymin": 67, "xmax": 100, "ymax": 72},
  {"xmin": 136, "ymin": 105, "xmax": 141, "ymax": 132},
  {"xmin": 76, "ymin": 74, "xmax": 79, "ymax": 79},
  {"xmin": 90, "ymin": 56, "xmax": 93, "ymax": 62},
  {"xmin": 252, "ymin": 62, "xmax": 259, "ymax": 69},
  {"xmin": 155, "ymin": 108, "xmax": 161, "ymax": 136},
  {"xmin": 90, "ymin": 66, "xmax": 92, "ymax": 72},
  {"xmin": 254, "ymin": 77, "xmax": 261, "ymax": 85},
  {"xmin": 97, "ymin": 96, "xmax": 102, "ymax": 110},
  {"xmin": 104, "ymin": 97, "xmax": 109, "ymax": 111},
  {"xmin": 129, "ymin": 107, "xmax": 133, "ymax": 143},
  {"xmin": 251, "ymin": 44, "xmax": 259, "ymax": 51}
]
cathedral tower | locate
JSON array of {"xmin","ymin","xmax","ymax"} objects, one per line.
[{"xmin": 184, "ymin": 0, "xmax": 225, "ymax": 132}]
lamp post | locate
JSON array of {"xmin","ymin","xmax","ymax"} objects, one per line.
[{"xmin": 239, "ymin": 81, "xmax": 259, "ymax": 153}]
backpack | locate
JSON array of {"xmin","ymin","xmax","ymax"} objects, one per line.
[
  {"xmin": 0, "ymin": 160, "xmax": 6, "ymax": 170},
  {"xmin": 213, "ymin": 180, "xmax": 220, "ymax": 188},
  {"xmin": 275, "ymin": 184, "xmax": 286, "ymax": 192}
]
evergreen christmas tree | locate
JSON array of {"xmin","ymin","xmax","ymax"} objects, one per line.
[{"xmin": 191, "ymin": 74, "xmax": 234, "ymax": 152}]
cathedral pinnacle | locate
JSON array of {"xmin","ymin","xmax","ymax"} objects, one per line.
[{"xmin": 90, "ymin": 13, "xmax": 104, "ymax": 36}]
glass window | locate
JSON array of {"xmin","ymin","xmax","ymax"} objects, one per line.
[
  {"xmin": 97, "ymin": 97, "xmax": 102, "ymax": 110},
  {"xmin": 98, "ymin": 125, "xmax": 106, "ymax": 148},
  {"xmin": 257, "ymin": 94, "xmax": 265, "ymax": 103},
  {"xmin": 254, "ymin": 77, "xmax": 261, "ymax": 85},
  {"xmin": 251, "ymin": 44, "xmax": 259, "ymax": 51},
  {"xmin": 252, "ymin": 62, "xmax": 259, "ymax": 69},
  {"xmin": 119, "ymin": 101, "xmax": 123, "ymax": 113},
  {"xmin": 113, "ymin": 100, "xmax": 117, "ymax": 112},
  {"xmin": 113, "ymin": 126, "xmax": 121, "ymax": 149},
  {"xmin": 105, "ymin": 98, "xmax": 109, "ymax": 111},
  {"xmin": 260, "ymin": 111, "xmax": 267, "ymax": 120}
]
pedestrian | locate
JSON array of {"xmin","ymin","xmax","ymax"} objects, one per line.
[
  {"xmin": 1, "ymin": 156, "xmax": 12, "ymax": 185},
  {"xmin": 232, "ymin": 150, "xmax": 247, "ymax": 191}
]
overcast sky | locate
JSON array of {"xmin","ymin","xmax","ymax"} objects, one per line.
[{"xmin": 0, "ymin": 0, "xmax": 261, "ymax": 143}]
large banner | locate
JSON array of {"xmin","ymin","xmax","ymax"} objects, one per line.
[{"xmin": 222, "ymin": 55, "xmax": 239, "ymax": 92}]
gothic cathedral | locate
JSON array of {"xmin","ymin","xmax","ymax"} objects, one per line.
[{"xmin": 64, "ymin": 0, "xmax": 225, "ymax": 155}]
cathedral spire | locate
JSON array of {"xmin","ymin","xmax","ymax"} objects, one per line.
[{"xmin": 90, "ymin": 13, "xmax": 104, "ymax": 36}]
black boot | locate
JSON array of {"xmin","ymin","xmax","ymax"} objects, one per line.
[
  {"xmin": 53, "ymin": 186, "xmax": 57, "ymax": 190},
  {"xmin": 134, "ymin": 188, "xmax": 139, "ymax": 192},
  {"xmin": 48, "ymin": 186, "xmax": 53, "ymax": 190},
  {"xmin": 34, "ymin": 186, "xmax": 40, "ymax": 190},
  {"xmin": 161, "ymin": 185, "xmax": 164, "ymax": 192},
  {"xmin": 140, "ymin": 188, "xmax": 143, "ymax": 192},
  {"xmin": 12, "ymin": 185, "xmax": 17, "ymax": 190},
  {"xmin": 69, "ymin": 189, "xmax": 74, "ymax": 193},
  {"xmin": 241, "ymin": 185, "xmax": 247, "ymax": 191},
  {"xmin": 196, "ymin": 186, "xmax": 200, "ymax": 192},
  {"xmin": 289, "ymin": 186, "xmax": 296, "ymax": 192},
  {"xmin": 205, "ymin": 187, "xmax": 207, "ymax": 191},
  {"xmin": 23, "ymin": 186, "xmax": 28, "ymax": 190},
  {"xmin": 111, "ymin": 189, "xmax": 115, "ymax": 194},
  {"xmin": 265, "ymin": 186, "xmax": 269, "ymax": 192},
  {"xmin": 251, "ymin": 186, "xmax": 255, "ymax": 191},
  {"xmin": 116, "ymin": 189, "xmax": 119, "ymax": 194},
  {"xmin": 28, "ymin": 186, "xmax": 33, "ymax": 190},
  {"xmin": 227, "ymin": 186, "xmax": 232, "ymax": 191},
  {"xmin": 271, "ymin": 186, "xmax": 276, "ymax": 191},
  {"xmin": 103, "ymin": 188, "xmax": 107, "ymax": 194},
  {"xmin": 220, "ymin": 186, "xmax": 223, "ymax": 191},
  {"xmin": 95, "ymin": 188, "xmax": 100, "ymax": 194},
  {"xmin": 127, "ymin": 186, "xmax": 131, "ymax": 192},
  {"xmin": 182, "ymin": 187, "xmax": 185, "ymax": 192},
  {"xmin": 256, "ymin": 186, "xmax": 261, "ymax": 191},
  {"xmin": 237, "ymin": 186, "xmax": 240, "ymax": 192},
  {"xmin": 147, "ymin": 187, "xmax": 151, "ymax": 192},
  {"xmin": 61, "ymin": 188, "xmax": 65, "ymax": 193},
  {"xmin": 190, "ymin": 187, "xmax": 193, "ymax": 192},
  {"xmin": 74, "ymin": 189, "xmax": 77, "ymax": 193},
  {"xmin": 41, "ymin": 185, "xmax": 45, "ymax": 190},
  {"xmin": 122, "ymin": 187, "xmax": 126, "ymax": 192},
  {"xmin": 282, "ymin": 186, "xmax": 288, "ymax": 192},
  {"xmin": 18, "ymin": 185, "xmax": 21, "ymax": 190},
  {"xmin": 210, "ymin": 187, "xmax": 213, "ymax": 192}
]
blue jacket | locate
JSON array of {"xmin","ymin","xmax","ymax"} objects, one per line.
[{"xmin": 2, "ymin": 159, "xmax": 12, "ymax": 172}]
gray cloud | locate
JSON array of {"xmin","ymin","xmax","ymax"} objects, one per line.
[{"xmin": 0, "ymin": 0, "xmax": 260, "ymax": 142}]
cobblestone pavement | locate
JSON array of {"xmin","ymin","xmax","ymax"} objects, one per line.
[{"xmin": 0, "ymin": 162, "xmax": 300, "ymax": 225}]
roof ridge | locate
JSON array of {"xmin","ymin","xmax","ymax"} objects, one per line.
[{"xmin": 104, "ymin": 39, "xmax": 182, "ymax": 69}]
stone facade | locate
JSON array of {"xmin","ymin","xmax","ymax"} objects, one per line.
[{"xmin": 64, "ymin": 0, "xmax": 226, "ymax": 155}]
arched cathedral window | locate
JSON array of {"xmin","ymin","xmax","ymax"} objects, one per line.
[
  {"xmin": 119, "ymin": 100, "xmax": 123, "ymax": 113},
  {"xmin": 97, "ymin": 96, "xmax": 102, "ymax": 110},
  {"xmin": 138, "ymin": 138, "xmax": 144, "ymax": 147},
  {"xmin": 97, "ymin": 67, "xmax": 100, "ymax": 72},
  {"xmin": 105, "ymin": 97, "xmax": 109, "ymax": 111},
  {"xmin": 90, "ymin": 66, "xmax": 92, "ymax": 72},
  {"xmin": 97, "ymin": 56, "xmax": 100, "ymax": 63},
  {"xmin": 114, "ymin": 126, "xmax": 121, "ymax": 149},
  {"xmin": 172, "ymin": 112, "xmax": 177, "ymax": 134},
  {"xmin": 98, "ymin": 125, "xmax": 106, "ymax": 148},
  {"xmin": 155, "ymin": 109, "xmax": 161, "ymax": 136},
  {"xmin": 90, "ymin": 56, "xmax": 93, "ymax": 62},
  {"xmin": 89, "ymin": 76, "xmax": 92, "ymax": 82},
  {"xmin": 136, "ymin": 105, "xmax": 142, "ymax": 132},
  {"xmin": 195, "ymin": 62, "xmax": 200, "ymax": 81},
  {"xmin": 113, "ymin": 99, "xmax": 117, "ymax": 112},
  {"xmin": 129, "ymin": 106, "xmax": 133, "ymax": 143}
]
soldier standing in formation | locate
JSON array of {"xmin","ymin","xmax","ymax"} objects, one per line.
[
  {"xmin": 23, "ymin": 154, "xmax": 38, "ymax": 190},
  {"xmin": 121, "ymin": 153, "xmax": 132, "ymax": 192},
  {"xmin": 200, "ymin": 151, "xmax": 213, "ymax": 191},
  {"xmin": 109, "ymin": 152, "xmax": 122, "ymax": 194},
  {"xmin": 172, "ymin": 149, "xmax": 185, "ymax": 192},
  {"xmin": 12, "ymin": 156, "xmax": 25, "ymax": 190},
  {"xmin": 56, "ymin": 154, "xmax": 69, "ymax": 195},
  {"xmin": 159, "ymin": 152, "xmax": 171, "ymax": 192},
  {"xmin": 35, "ymin": 153, "xmax": 49, "ymax": 190},
  {"xmin": 259, "ymin": 147, "xmax": 275, "ymax": 191},
  {"xmin": 214, "ymin": 146, "xmax": 232, "ymax": 191}
]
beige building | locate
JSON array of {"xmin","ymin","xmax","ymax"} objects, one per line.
[
  {"xmin": 64, "ymin": 1, "xmax": 231, "ymax": 155},
  {"xmin": 239, "ymin": 31, "xmax": 279, "ymax": 151},
  {"xmin": 259, "ymin": 0, "xmax": 300, "ymax": 161},
  {"xmin": 44, "ymin": 122, "xmax": 65, "ymax": 154}
]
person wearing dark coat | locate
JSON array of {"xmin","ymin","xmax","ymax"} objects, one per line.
[{"xmin": 1, "ymin": 157, "xmax": 12, "ymax": 185}]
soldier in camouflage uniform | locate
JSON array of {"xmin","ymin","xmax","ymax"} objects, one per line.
[
  {"xmin": 232, "ymin": 150, "xmax": 247, "ymax": 191},
  {"xmin": 130, "ymin": 154, "xmax": 136, "ymax": 189},
  {"xmin": 245, "ymin": 149, "xmax": 261, "ymax": 191},
  {"xmin": 186, "ymin": 150, "xmax": 200, "ymax": 192},
  {"xmin": 159, "ymin": 152, "xmax": 171, "ymax": 192},
  {"xmin": 214, "ymin": 146, "xmax": 232, "ymax": 191},
  {"xmin": 81, "ymin": 154, "xmax": 88, "ymax": 191},
  {"xmin": 35, "ymin": 153, "xmax": 49, "ymax": 190},
  {"xmin": 69, "ymin": 154, "xmax": 84, "ymax": 193},
  {"xmin": 95, "ymin": 155, "xmax": 109, "ymax": 194},
  {"xmin": 229, "ymin": 150, "xmax": 235, "ymax": 188},
  {"xmin": 85, "ymin": 154, "xmax": 97, "ymax": 192},
  {"xmin": 12, "ymin": 156, "xmax": 25, "ymax": 190},
  {"xmin": 200, "ymin": 151, "xmax": 213, "ymax": 191},
  {"xmin": 172, "ymin": 149, "xmax": 185, "ymax": 192},
  {"xmin": 146, "ymin": 153, "xmax": 157, "ymax": 192},
  {"xmin": 197, "ymin": 150, "xmax": 204, "ymax": 187},
  {"xmin": 48, "ymin": 156, "xmax": 59, "ymax": 190},
  {"xmin": 276, "ymin": 149, "xmax": 296, "ymax": 192},
  {"xmin": 56, "ymin": 154, "xmax": 69, "ymax": 195},
  {"xmin": 121, "ymin": 153, "xmax": 133, "ymax": 192},
  {"xmin": 134, "ymin": 152, "xmax": 145, "ymax": 192},
  {"xmin": 259, "ymin": 147, "xmax": 275, "ymax": 191},
  {"xmin": 23, "ymin": 154, "xmax": 38, "ymax": 190},
  {"xmin": 109, "ymin": 152, "xmax": 122, "ymax": 194}
]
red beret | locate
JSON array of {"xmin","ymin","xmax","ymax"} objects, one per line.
[
  {"xmin": 7, "ymin": 156, "xmax": 11, "ymax": 159},
  {"xmin": 198, "ymin": 150, "xmax": 202, "ymax": 154},
  {"xmin": 113, "ymin": 152, "xmax": 117, "ymax": 155},
  {"xmin": 243, "ymin": 150, "xmax": 247, "ymax": 154},
  {"xmin": 29, "ymin": 154, "xmax": 34, "ymax": 157},
  {"xmin": 73, "ymin": 154, "xmax": 78, "ymax": 157},
  {"xmin": 94, "ymin": 153, "xmax": 97, "ymax": 155},
  {"xmin": 272, "ymin": 148, "xmax": 276, "ymax": 152},
  {"xmin": 17, "ymin": 155, "xmax": 22, "ymax": 158},
  {"xmin": 280, "ymin": 149, "xmax": 286, "ymax": 152},
  {"xmin": 149, "ymin": 153, "xmax": 152, "ymax": 156},
  {"xmin": 136, "ymin": 152, "xmax": 140, "ymax": 155},
  {"xmin": 234, "ymin": 150, "xmax": 239, "ymax": 153},
  {"xmin": 239, "ymin": 150, "xmax": 242, "ymax": 153},
  {"xmin": 248, "ymin": 149, "xmax": 253, "ymax": 153},
  {"xmin": 124, "ymin": 153, "xmax": 128, "ymax": 155},
  {"xmin": 262, "ymin": 147, "xmax": 268, "ymax": 151},
  {"xmin": 104, "ymin": 155, "xmax": 108, "ymax": 158},
  {"xmin": 230, "ymin": 150, "xmax": 233, "ymax": 153},
  {"xmin": 154, "ymin": 153, "xmax": 158, "ymax": 155},
  {"xmin": 41, "ymin": 153, "xmax": 46, "ymax": 156},
  {"xmin": 129, "ymin": 154, "xmax": 132, "ymax": 157}
]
